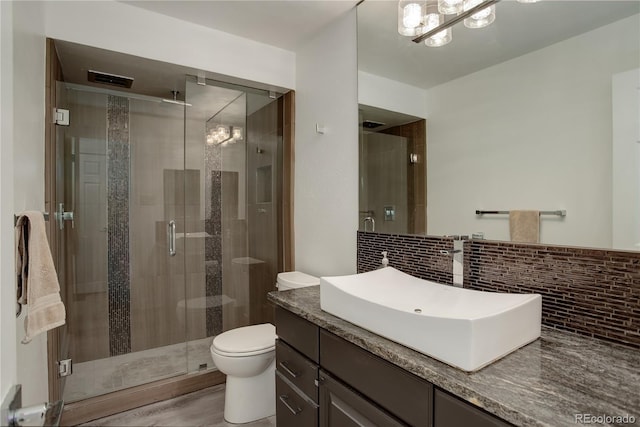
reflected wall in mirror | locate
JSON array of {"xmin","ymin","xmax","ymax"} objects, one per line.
[
  {"xmin": 357, "ymin": 0, "xmax": 640, "ymax": 250},
  {"xmin": 359, "ymin": 105, "xmax": 427, "ymax": 235}
]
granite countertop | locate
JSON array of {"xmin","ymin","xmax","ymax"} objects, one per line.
[{"xmin": 268, "ymin": 286, "xmax": 640, "ymax": 427}]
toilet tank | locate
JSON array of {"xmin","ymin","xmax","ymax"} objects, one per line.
[{"xmin": 276, "ymin": 271, "xmax": 320, "ymax": 291}]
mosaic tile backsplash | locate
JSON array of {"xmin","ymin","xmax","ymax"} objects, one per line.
[
  {"xmin": 357, "ymin": 231, "xmax": 454, "ymax": 284},
  {"xmin": 465, "ymin": 240, "xmax": 640, "ymax": 349},
  {"xmin": 357, "ymin": 231, "xmax": 640, "ymax": 349}
]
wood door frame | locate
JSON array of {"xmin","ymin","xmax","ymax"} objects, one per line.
[{"xmin": 281, "ymin": 90, "xmax": 295, "ymax": 271}]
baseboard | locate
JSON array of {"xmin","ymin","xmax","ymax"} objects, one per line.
[{"xmin": 60, "ymin": 370, "xmax": 225, "ymax": 426}]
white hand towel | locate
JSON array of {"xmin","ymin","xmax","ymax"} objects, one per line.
[{"xmin": 15, "ymin": 211, "xmax": 66, "ymax": 343}]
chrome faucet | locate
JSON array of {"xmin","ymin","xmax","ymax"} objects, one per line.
[
  {"xmin": 441, "ymin": 236, "xmax": 466, "ymax": 287},
  {"xmin": 363, "ymin": 216, "xmax": 375, "ymax": 232}
]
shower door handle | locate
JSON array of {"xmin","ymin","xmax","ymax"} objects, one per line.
[
  {"xmin": 55, "ymin": 203, "xmax": 75, "ymax": 230},
  {"xmin": 168, "ymin": 220, "xmax": 176, "ymax": 257}
]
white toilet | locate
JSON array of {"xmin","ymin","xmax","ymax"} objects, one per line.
[{"xmin": 210, "ymin": 271, "xmax": 320, "ymax": 424}]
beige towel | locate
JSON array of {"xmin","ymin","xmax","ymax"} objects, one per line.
[
  {"xmin": 15, "ymin": 211, "xmax": 66, "ymax": 343},
  {"xmin": 509, "ymin": 210, "xmax": 540, "ymax": 243}
]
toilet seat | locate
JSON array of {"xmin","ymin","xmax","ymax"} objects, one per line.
[{"xmin": 212, "ymin": 323, "xmax": 276, "ymax": 357}]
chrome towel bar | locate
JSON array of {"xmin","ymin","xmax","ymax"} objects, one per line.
[
  {"xmin": 476, "ymin": 210, "xmax": 566, "ymax": 217},
  {"xmin": 13, "ymin": 212, "xmax": 49, "ymax": 226}
]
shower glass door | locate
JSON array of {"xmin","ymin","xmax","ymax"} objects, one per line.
[
  {"xmin": 57, "ymin": 83, "xmax": 188, "ymax": 402},
  {"xmin": 184, "ymin": 77, "xmax": 283, "ymax": 372}
]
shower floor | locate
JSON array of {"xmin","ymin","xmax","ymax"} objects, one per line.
[{"xmin": 63, "ymin": 337, "xmax": 214, "ymax": 403}]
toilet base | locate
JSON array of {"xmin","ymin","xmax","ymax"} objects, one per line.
[{"xmin": 223, "ymin": 359, "xmax": 276, "ymax": 424}]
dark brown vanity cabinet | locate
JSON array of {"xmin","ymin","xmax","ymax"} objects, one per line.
[
  {"xmin": 275, "ymin": 307, "xmax": 513, "ymax": 427},
  {"xmin": 275, "ymin": 307, "xmax": 320, "ymax": 427}
]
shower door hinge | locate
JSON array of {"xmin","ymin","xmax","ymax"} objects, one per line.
[
  {"xmin": 54, "ymin": 108, "xmax": 70, "ymax": 126},
  {"xmin": 58, "ymin": 359, "xmax": 72, "ymax": 377}
]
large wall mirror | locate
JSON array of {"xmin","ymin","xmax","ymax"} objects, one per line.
[{"xmin": 357, "ymin": 0, "xmax": 640, "ymax": 250}]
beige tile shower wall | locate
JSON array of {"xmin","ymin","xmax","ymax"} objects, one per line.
[
  {"xmin": 247, "ymin": 100, "xmax": 280, "ymax": 325},
  {"xmin": 222, "ymin": 171, "xmax": 249, "ymax": 331},
  {"xmin": 381, "ymin": 120, "xmax": 426, "ymax": 235},
  {"xmin": 362, "ymin": 132, "xmax": 408, "ymax": 234},
  {"xmin": 129, "ymin": 100, "xmax": 188, "ymax": 352},
  {"xmin": 66, "ymin": 89, "xmax": 110, "ymax": 363}
]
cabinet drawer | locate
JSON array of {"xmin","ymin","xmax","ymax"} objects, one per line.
[
  {"xmin": 434, "ymin": 389, "xmax": 513, "ymax": 427},
  {"xmin": 276, "ymin": 371, "xmax": 319, "ymax": 427},
  {"xmin": 276, "ymin": 339, "xmax": 319, "ymax": 403},
  {"xmin": 275, "ymin": 307, "xmax": 319, "ymax": 362},
  {"xmin": 320, "ymin": 330, "xmax": 432, "ymax": 427},
  {"xmin": 319, "ymin": 370, "xmax": 407, "ymax": 427}
]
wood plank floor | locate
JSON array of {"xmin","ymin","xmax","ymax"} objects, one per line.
[{"xmin": 79, "ymin": 384, "xmax": 276, "ymax": 427}]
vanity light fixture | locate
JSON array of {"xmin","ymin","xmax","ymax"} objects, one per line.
[
  {"xmin": 206, "ymin": 125, "xmax": 243, "ymax": 146},
  {"xmin": 401, "ymin": 0, "xmax": 539, "ymax": 47},
  {"xmin": 398, "ymin": 0, "xmax": 453, "ymax": 46}
]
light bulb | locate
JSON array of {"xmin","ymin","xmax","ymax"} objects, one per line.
[
  {"xmin": 463, "ymin": 0, "xmax": 495, "ymax": 29},
  {"xmin": 232, "ymin": 127, "xmax": 243, "ymax": 141},
  {"xmin": 403, "ymin": 3, "xmax": 422, "ymax": 28},
  {"xmin": 216, "ymin": 125, "xmax": 229, "ymax": 140},
  {"xmin": 423, "ymin": 13, "xmax": 452, "ymax": 47},
  {"xmin": 398, "ymin": 1, "xmax": 425, "ymax": 36},
  {"xmin": 206, "ymin": 132, "xmax": 214, "ymax": 145},
  {"xmin": 438, "ymin": 0, "xmax": 463, "ymax": 15}
]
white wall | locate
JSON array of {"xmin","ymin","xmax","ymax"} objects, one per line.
[
  {"xmin": 358, "ymin": 71, "xmax": 427, "ymax": 119},
  {"xmin": 0, "ymin": 0, "xmax": 17, "ymax": 405},
  {"xmin": 426, "ymin": 15, "xmax": 640, "ymax": 247},
  {"xmin": 294, "ymin": 9, "xmax": 359, "ymax": 277},
  {"xmin": 12, "ymin": 0, "xmax": 49, "ymax": 406},
  {"xmin": 0, "ymin": 0, "xmax": 49, "ymax": 406},
  {"xmin": 612, "ymin": 68, "xmax": 640, "ymax": 250},
  {"xmin": 43, "ymin": 1, "xmax": 295, "ymax": 91}
]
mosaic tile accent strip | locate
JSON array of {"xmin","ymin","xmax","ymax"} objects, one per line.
[
  {"xmin": 357, "ymin": 231, "xmax": 454, "ymax": 284},
  {"xmin": 465, "ymin": 240, "xmax": 640, "ymax": 349},
  {"xmin": 107, "ymin": 95, "xmax": 131, "ymax": 356},
  {"xmin": 205, "ymin": 145, "xmax": 222, "ymax": 337}
]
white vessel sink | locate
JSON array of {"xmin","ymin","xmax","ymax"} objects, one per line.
[{"xmin": 320, "ymin": 267, "xmax": 541, "ymax": 371}]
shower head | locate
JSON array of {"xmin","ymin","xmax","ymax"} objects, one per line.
[{"xmin": 162, "ymin": 90, "xmax": 192, "ymax": 107}]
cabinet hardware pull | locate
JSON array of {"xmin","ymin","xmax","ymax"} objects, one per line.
[
  {"xmin": 279, "ymin": 394, "xmax": 302, "ymax": 415},
  {"xmin": 279, "ymin": 361, "xmax": 299, "ymax": 378}
]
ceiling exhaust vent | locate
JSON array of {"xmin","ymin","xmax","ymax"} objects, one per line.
[
  {"xmin": 362, "ymin": 120, "xmax": 386, "ymax": 129},
  {"xmin": 88, "ymin": 70, "xmax": 134, "ymax": 88}
]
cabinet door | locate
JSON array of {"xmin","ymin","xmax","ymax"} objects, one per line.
[
  {"xmin": 319, "ymin": 371, "xmax": 407, "ymax": 427},
  {"xmin": 434, "ymin": 389, "xmax": 513, "ymax": 427},
  {"xmin": 320, "ymin": 330, "xmax": 432, "ymax": 426},
  {"xmin": 277, "ymin": 339, "xmax": 319, "ymax": 403}
]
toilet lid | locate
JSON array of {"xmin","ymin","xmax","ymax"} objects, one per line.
[
  {"xmin": 277, "ymin": 271, "xmax": 320, "ymax": 289},
  {"xmin": 212, "ymin": 323, "xmax": 276, "ymax": 354}
]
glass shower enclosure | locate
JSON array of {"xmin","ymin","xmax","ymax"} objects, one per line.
[{"xmin": 55, "ymin": 76, "xmax": 283, "ymax": 403}]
